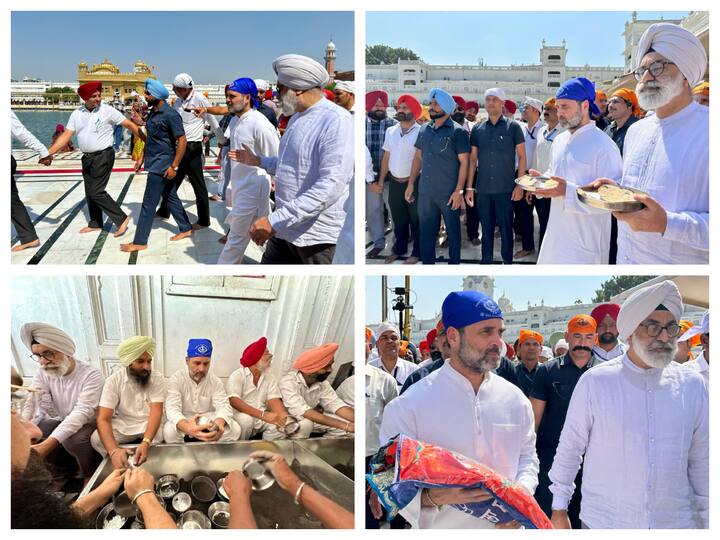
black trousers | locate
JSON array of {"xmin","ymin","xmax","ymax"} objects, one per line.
[
  {"xmin": 388, "ymin": 175, "xmax": 420, "ymax": 257},
  {"xmin": 158, "ymin": 141, "xmax": 209, "ymax": 226},
  {"xmin": 466, "ymin": 200, "xmax": 480, "ymax": 241},
  {"xmin": 81, "ymin": 147, "xmax": 126, "ymax": 228},
  {"xmin": 535, "ymin": 197, "xmax": 551, "ymax": 249},
  {"xmin": 609, "ymin": 215, "xmax": 618, "ymax": 264},
  {"xmin": 517, "ymin": 196, "xmax": 536, "ymax": 251},
  {"xmin": 261, "ymin": 237, "xmax": 336, "ymax": 264},
  {"xmin": 11, "ymin": 155, "xmax": 38, "ymax": 244},
  {"xmin": 535, "ymin": 449, "xmax": 583, "ymax": 529}
]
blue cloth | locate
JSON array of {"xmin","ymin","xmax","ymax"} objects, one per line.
[
  {"xmin": 143, "ymin": 102, "xmax": 185, "ymax": 175},
  {"xmin": 442, "ymin": 290, "xmax": 503, "ymax": 330},
  {"xmin": 145, "ymin": 78, "xmax": 169, "ymax": 100},
  {"xmin": 187, "ymin": 338, "xmax": 213, "ymax": 358},
  {"xmin": 555, "ymin": 77, "xmax": 601, "ymax": 117},
  {"xmin": 131, "ymin": 172, "xmax": 191, "ymax": 245},
  {"xmin": 428, "ymin": 88, "xmax": 456, "ymax": 115},
  {"xmin": 228, "ymin": 78, "xmax": 259, "ymax": 108}
]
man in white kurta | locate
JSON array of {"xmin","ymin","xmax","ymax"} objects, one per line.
[
  {"xmin": 549, "ymin": 281, "xmax": 708, "ymax": 529},
  {"xmin": 590, "ymin": 303, "xmax": 627, "ymax": 362},
  {"xmin": 218, "ymin": 79, "xmax": 280, "ymax": 264},
  {"xmin": 379, "ymin": 291, "xmax": 538, "ymax": 529},
  {"xmin": 163, "ymin": 339, "xmax": 241, "ymax": 442}
]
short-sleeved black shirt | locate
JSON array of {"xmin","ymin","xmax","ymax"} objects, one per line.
[
  {"xmin": 470, "ymin": 116, "xmax": 525, "ymax": 195},
  {"xmin": 415, "ymin": 119, "xmax": 471, "ymax": 197},
  {"xmin": 511, "ymin": 361, "xmax": 539, "ymax": 397},
  {"xmin": 604, "ymin": 115, "xmax": 638, "ymax": 156}
]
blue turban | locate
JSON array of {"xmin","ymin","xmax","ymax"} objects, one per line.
[
  {"xmin": 187, "ymin": 338, "xmax": 213, "ymax": 358},
  {"xmin": 555, "ymin": 77, "xmax": 600, "ymax": 117},
  {"xmin": 428, "ymin": 88, "xmax": 456, "ymax": 115},
  {"xmin": 228, "ymin": 78, "xmax": 259, "ymax": 109},
  {"xmin": 442, "ymin": 291, "xmax": 503, "ymax": 330},
  {"xmin": 145, "ymin": 78, "xmax": 169, "ymax": 100}
]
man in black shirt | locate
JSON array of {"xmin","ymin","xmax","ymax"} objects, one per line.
[{"xmin": 511, "ymin": 330, "xmax": 543, "ymax": 396}]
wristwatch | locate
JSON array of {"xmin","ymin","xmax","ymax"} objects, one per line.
[{"xmin": 141, "ymin": 437, "xmax": 152, "ymax": 446}]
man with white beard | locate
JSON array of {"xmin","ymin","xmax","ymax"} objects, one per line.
[
  {"xmin": 19, "ymin": 323, "xmax": 104, "ymax": 480},
  {"xmin": 589, "ymin": 23, "xmax": 708, "ymax": 264},
  {"xmin": 549, "ymin": 280, "xmax": 708, "ymax": 529}
]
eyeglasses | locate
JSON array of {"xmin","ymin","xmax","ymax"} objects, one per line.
[
  {"xmin": 637, "ymin": 322, "xmax": 681, "ymax": 338},
  {"xmin": 29, "ymin": 350, "xmax": 59, "ymax": 363},
  {"xmin": 632, "ymin": 60, "xmax": 676, "ymax": 81}
]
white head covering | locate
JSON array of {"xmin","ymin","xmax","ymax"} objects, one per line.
[
  {"xmin": 20, "ymin": 322, "xmax": 76, "ymax": 357},
  {"xmin": 679, "ymin": 311, "xmax": 709, "ymax": 342},
  {"xmin": 272, "ymin": 54, "xmax": 330, "ymax": 90},
  {"xmin": 485, "ymin": 88, "xmax": 507, "ymax": 101},
  {"xmin": 634, "ymin": 23, "xmax": 708, "ymax": 87},
  {"xmin": 540, "ymin": 346, "xmax": 553, "ymax": 359},
  {"xmin": 334, "ymin": 80, "xmax": 354, "ymax": 94},
  {"xmin": 254, "ymin": 79, "xmax": 269, "ymax": 92},
  {"xmin": 617, "ymin": 280, "xmax": 684, "ymax": 340},
  {"xmin": 553, "ymin": 339, "xmax": 569, "ymax": 353},
  {"xmin": 376, "ymin": 321, "xmax": 400, "ymax": 338},
  {"xmin": 172, "ymin": 73, "xmax": 194, "ymax": 88},
  {"xmin": 523, "ymin": 97, "xmax": 544, "ymax": 112}
]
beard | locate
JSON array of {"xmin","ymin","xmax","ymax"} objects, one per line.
[
  {"xmin": 637, "ymin": 72, "xmax": 686, "ymax": 111},
  {"xmin": 430, "ymin": 350, "xmax": 443, "ymax": 361},
  {"xmin": 41, "ymin": 358, "xmax": 71, "ymax": 378},
  {"xmin": 127, "ymin": 365, "xmax": 151, "ymax": 387},
  {"xmin": 190, "ymin": 371, "xmax": 206, "ymax": 383},
  {"xmin": 558, "ymin": 107, "xmax": 583, "ymax": 129},
  {"xmin": 306, "ymin": 371, "xmax": 331, "ymax": 385},
  {"xmin": 631, "ymin": 336, "xmax": 677, "ymax": 369},
  {"xmin": 394, "ymin": 112, "xmax": 414, "ymax": 122},
  {"xmin": 257, "ymin": 359, "xmax": 271, "ymax": 372},
  {"xmin": 598, "ymin": 332, "xmax": 618, "ymax": 345},
  {"xmin": 429, "ymin": 110, "xmax": 445, "ymax": 120},
  {"xmin": 279, "ymin": 91, "xmax": 297, "ymax": 116},
  {"xmin": 457, "ymin": 336, "xmax": 500, "ymax": 374}
]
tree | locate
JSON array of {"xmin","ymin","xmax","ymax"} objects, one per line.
[
  {"xmin": 366, "ymin": 44, "xmax": 421, "ymax": 65},
  {"xmin": 592, "ymin": 276, "xmax": 655, "ymax": 303}
]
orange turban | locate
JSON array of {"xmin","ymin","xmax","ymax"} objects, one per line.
[
  {"xmin": 399, "ymin": 340, "xmax": 409, "ymax": 356},
  {"xmin": 567, "ymin": 314, "xmax": 597, "ymax": 334},
  {"xmin": 420, "ymin": 105, "xmax": 430, "ymax": 121},
  {"xmin": 365, "ymin": 327, "xmax": 373, "ymax": 343},
  {"xmin": 596, "ymin": 90, "xmax": 607, "ymax": 101},
  {"xmin": 679, "ymin": 320, "xmax": 701, "ymax": 348},
  {"xmin": 693, "ymin": 82, "xmax": 709, "ymax": 96},
  {"xmin": 611, "ymin": 88, "xmax": 640, "ymax": 117},
  {"xmin": 544, "ymin": 97, "xmax": 556, "ymax": 109},
  {"xmin": 518, "ymin": 329, "xmax": 543, "ymax": 347},
  {"xmin": 292, "ymin": 343, "xmax": 338, "ymax": 374},
  {"xmin": 436, "ymin": 319, "xmax": 445, "ymax": 335}
]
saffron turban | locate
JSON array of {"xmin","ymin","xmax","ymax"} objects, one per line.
[
  {"xmin": 376, "ymin": 321, "xmax": 400, "ymax": 338},
  {"xmin": 505, "ymin": 342, "xmax": 515, "ymax": 359},
  {"xmin": 678, "ymin": 311, "xmax": 708, "ymax": 343},
  {"xmin": 617, "ymin": 280, "xmax": 683, "ymax": 340},
  {"xmin": 485, "ymin": 87, "xmax": 507, "ymax": 101},
  {"xmin": 254, "ymin": 79, "xmax": 269, "ymax": 92},
  {"xmin": 172, "ymin": 73, "xmax": 193, "ymax": 88},
  {"xmin": 419, "ymin": 340, "xmax": 429, "ymax": 353},
  {"xmin": 567, "ymin": 314, "xmax": 597, "ymax": 334},
  {"xmin": 543, "ymin": 97, "xmax": 556, "ymax": 109},
  {"xmin": 228, "ymin": 78, "xmax": 259, "ymax": 108},
  {"xmin": 292, "ymin": 343, "xmax": 339, "ymax": 374},
  {"xmin": 365, "ymin": 327, "xmax": 374, "ymax": 343},
  {"xmin": 117, "ymin": 336, "xmax": 156, "ymax": 367},
  {"xmin": 442, "ymin": 291, "xmax": 503, "ymax": 331},
  {"xmin": 420, "ymin": 105, "xmax": 430, "ymax": 121},
  {"xmin": 397, "ymin": 94, "xmax": 422, "ymax": 119},
  {"xmin": 334, "ymin": 80, "xmax": 354, "ymax": 94},
  {"xmin": 241, "ymin": 337, "xmax": 267, "ymax": 367},
  {"xmin": 187, "ymin": 338, "xmax": 213, "ymax": 358},
  {"xmin": 20, "ymin": 322, "xmax": 76, "ymax": 357},
  {"xmin": 272, "ymin": 54, "xmax": 330, "ymax": 90},
  {"xmin": 678, "ymin": 320, "xmax": 701, "ymax": 348},
  {"xmin": 77, "ymin": 82, "xmax": 102, "ymax": 101},
  {"xmin": 145, "ymin": 78, "xmax": 169, "ymax": 100},
  {"xmin": 465, "ymin": 100, "xmax": 479, "ymax": 112},
  {"xmin": 428, "ymin": 88, "xmax": 456, "ymax": 115},
  {"xmin": 504, "ymin": 100, "xmax": 517, "ymax": 114},
  {"xmin": 556, "ymin": 77, "xmax": 601, "ymax": 117},
  {"xmin": 693, "ymin": 82, "xmax": 709, "ymax": 96},
  {"xmin": 399, "ymin": 340, "xmax": 409, "ymax": 356},
  {"xmin": 366, "ymin": 90, "xmax": 389, "ymax": 112},
  {"xmin": 523, "ymin": 97, "xmax": 544, "ymax": 113},
  {"xmin": 452, "ymin": 95, "xmax": 466, "ymax": 109},
  {"xmin": 611, "ymin": 88, "xmax": 640, "ymax": 117},
  {"xmin": 590, "ymin": 303, "xmax": 621, "ymax": 326},
  {"xmin": 426, "ymin": 329, "xmax": 437, "ymax": 347},
  {"xmin": 634, "ymin": 23, "xmax": 708, "ymax": 87},
  {"xmin": 595, "ymin": 90, "xmax": 608, "ymax": 101},
  {"xmin": 518, "ymin": 329, "xmax": 543, "ymax": 347}
]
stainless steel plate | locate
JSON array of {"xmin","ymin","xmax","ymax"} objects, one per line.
[
  {"xmin": 515, "ymin": 174, "xmax": 558, "ymax": 192},
  {"xmin": 577, "ymin": 185, "xmax": 646, "ymax": 212}
]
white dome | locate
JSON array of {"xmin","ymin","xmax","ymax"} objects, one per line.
[{"xmin": 326, "ymin": 40, "xmax": 336, "ymax": 50}]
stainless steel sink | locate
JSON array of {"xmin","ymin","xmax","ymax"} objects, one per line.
[{"xmin": 296, "ymin": 438, "xmax": 354, "ymax": 480}]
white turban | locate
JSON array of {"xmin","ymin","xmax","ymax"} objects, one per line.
[
  {"xmin": 679, "ymin": 311, "xmax": 709, "ymax": 342},
  {"xmin": 254, "ymin": 79, "xmax": 269, "ymax": 92},
  {"xmin": 485, "ymin": 88, "xmax": 507, "ymax": 101},
  {"xmin": 117, "ymin": 336, "xmax": 156, "ymax": 367},
  {"xmin": 272, "ymin": 54, "xmax": 330, "ymax": 90},
  {"xmin": 540, "ymin": 346, "xmax": 553, "ymax": 359},
  {"xmin": 634, "ymin": 23, "xmax": 708, "ymax": 87},
  {"xmin": 617, "ymin": 280, "xmax": 684, "ymax": 340},
  {"xmin": 20, "ymin": 322, "xmax": 76, "ymax": 357},
  {"xmin": 554, "ymin": 339, "xmax": 569, "ymax": 353},
  {"xmin": 334, "ymin": 80, "xmax": 354, "ymax": 94},
  {"xmin": 523, "ymin": 97, "xmax": 544, "ymax": 112},
  {"xmin": 376, "ymin": 321, "xmax": 400, "ymax": 339},
  {"xmin": 172, "ymin": 73, "xmax": 194, "ymax": 88}
]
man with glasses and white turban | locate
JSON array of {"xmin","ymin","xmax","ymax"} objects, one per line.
[
  {"xmin": 18, "ymin": 322, "xmax": 104, "ymax": 480},
  {"xmin": 549, "ymin": 280, "xmax": 708, "ymax": 529},
  {"xmin": 588, "ymin": 23, "xmax": 708, "ymax": 264}
]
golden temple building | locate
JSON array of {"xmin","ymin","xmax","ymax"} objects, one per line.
[{"xmin": 77, "ymin": 59, "xmax": 156, "ymax": 100}]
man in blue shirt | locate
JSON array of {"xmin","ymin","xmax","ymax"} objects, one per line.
[
  {"xmin": 405, "ymin": 88, "xmax": 469, "ymax": 265},
  {"xmin": 121, "ymin": 78, "xmax": 193, "ymax": 252}
]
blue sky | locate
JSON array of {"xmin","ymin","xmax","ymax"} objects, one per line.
[
  {"xmin": 11, "ymin": 11, "xmax": 353, "ymax": 83},
  {"xmin": 366, "ymin": 11, "xmax": 690, "ymax": 67},
  {"xmin": 366, "ymin": 275, "xmax": 617, "ymax": 324}
]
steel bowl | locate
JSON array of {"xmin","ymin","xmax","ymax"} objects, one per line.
[
  {"xmin": 172, "ymin": 491, "xmax": 192, "ymax": 513},
  {"xmin": 156, "ymin": 474, "xmax": 180, "ymax": 499},
  {"xmin": 112, "ymin": 490, "xmax": 135, "ymax": 518},
  {"xmin": 96, "ymin": 502, "xmax": 128, "ymax": 529},
  {"xmin": 191, "ymin": 475, "xmax": 217, "ymax": 502},
  {"xmin": 242, "ymin": 458, "xmax": 275, "ymax": 491},
  {"xmin": 178, "ymin": 509, "xmax": 212, "ymax": 529},
  {"xmin": 197, "ymin": 415, "xmax": 219, "ymax": 432},
  {"xmin": 283, "ymin": 415, "xmax": 301, "ymax": 436},
  {"xmin": 216, "ymin": 476, "xmax": 229, "ymax": 501},
  {"xmin": 208, "ymin": 501, "xmax": 231, "ymax": 528},
  {"xmin": 135, "ymin": 494, "xmax": 166, "ymax": 524}
]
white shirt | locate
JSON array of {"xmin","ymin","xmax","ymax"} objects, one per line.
[
  {"xmin": 549, "ymin": 354, "xmax": 709, "ymax": 528},
  {"xmin": 537, "ymin": 122, "xmax": 622, "ymax": 264},
  {"xmin": 99, "ymin": 368, "xmax": 166, "ymax": 436},
  {"xmin": 686, "ymin": 352, "xmax": 709, "ymax": 386},
  {"xmin": 368, "ymin": 356, "xmax": 419, "ymax": 387},
  {"xmin": 365, "ymin": 145, "xmax": 375, "ymax": 184},
  {"xmin": 66, "ymin": 102, "xmax": 126, "ymax": 153},
  {"xmin": 382, "ymin": 122, "xmax": 420, "ymax": 178},
  {"xmin": 27, "ymin": 361, "xmax": 104, "ymax": 444},
  {"xmin": 380, "ymin": 363, "xmax": 539, "ymax": 528},
  {"xmin": 226, "ymin": 366, "xmax": 281, "ymax": 411},
  {"xmin": 11, "ymin": 111, "xmax": 49, "ymax": 157},
  {"xmin": 335, "ymin": 375, "xmax": 355, "ymax": 407},
  {"xmin": 592, "ymin": 341, "xmax": 627, "ymax": 363},
  {"xmin": 522, "ymin": 118, "xmax": 545, "ymax": 171},
  {"xmin": 278, "ymin": 370, "xmax": 348, "ymax": 418},
  {"xmin": 172, "ymin": 90, "xmax": 215, "ymax": 142},
  {"xmin": 165, "ymin": 368, "xmax": 234, "ymax": 427},
  {"xmin": 261, "ymin": 98, "xmax": 354, "ymax": 246},
  {"xmin": 366, "ymin": 366, "xmax": 398, "ymax": 456},
  {"xmin": 534, "ymin": 124, "xmax": 563, "ymax": 175},
  {"xmin": 617, "ymin": 101, "xmax": 708, "ymax": 264}
]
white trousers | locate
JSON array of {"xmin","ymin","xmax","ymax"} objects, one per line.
[
  {"xmin": 90, "ymin": 426, "xmax": 163, "ymax": 455},
  {"xmin": 233, "ymin": 412, "xmax": 286, "ymax": 441},
  {"xmin": 217, "ymin": 179, "xmax": 271, "ymax": 264},
  {"xmin": 162, "ymin": 417, "xmax": 241, "ymax": 443}
]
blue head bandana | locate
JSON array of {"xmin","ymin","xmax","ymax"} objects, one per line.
[
  {"xmin": 187, "ymin": 338, "xmax": 213, "ymax": 358},
  {"xmin": 428, "ymin": 88, "xmax": 456, "ymax": 115},
  {"xmin": 442, "ymin": 291, "xmax": 503, "ymax": 330},
  {"xmin": 145, "ymin": 78, "xmax": 169, "ymax": 100},
  {"xmin": 555, "ymin": 77, "xmax": 601, "ymax": 118},
  {"xmin": 228, "ymin": 78, "xmax": 259, "ymax": 109}
]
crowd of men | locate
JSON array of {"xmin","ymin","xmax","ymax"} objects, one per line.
[
  {"xmin": 366, "ymin": 22, "xmax": 708, "ymax": 265},
  {"xmin": 365, "ymin": 283, "xmax": 709, "ymax": 528},
  {"xmin": 11, "ymin": 54, "xmax": 355, "ymax": 265}
]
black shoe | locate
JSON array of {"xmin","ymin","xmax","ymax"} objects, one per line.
[{"xmin": 368, "ymin": 247, "xmax": 383, "ymax": 258}]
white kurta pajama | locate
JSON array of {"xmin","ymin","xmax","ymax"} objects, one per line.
[
  {"xmin": 616, "ymin": 101, "xmax": 708, "ymax": 264},
  {"xmin": 380, "ymin": 363, "xmax": 539, "ymax": 529},
  {"xmin": 537, "ymin": 122, "xmax": 622, "ymax": 264},
  {"xmin": 218, "ymin": 110, "xmax": 279, "ymax": 264},
  {"xmin": 226, "ymin": 366, "xmax": 285, "ymax": 440}
]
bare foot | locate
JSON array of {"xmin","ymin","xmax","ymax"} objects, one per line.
[
  {"xmin": 218, "ymin": 234, "xmax": 228, "ymax": 245},
  {"xmin": 79, "ymin": 226, "xmax": 102, "ymax": 234},
  {"xmin": 209, "ymin": 194, "xmax": 222, "ymax": 202},
  {"xmin": 120, "ymin": 243, "xmax": 148, "ymax": 252},
  {"xmin": 191, "ymin": 223, "xmax": 209, "ymax": 230},
  {"xmin": 513, "ymin": 249, "xmax": 535, "ymax": 259},
  {"xmin": 113, "ymin": 217, "xmax": 130, "ymax": 237},
  {"xmin": 170, "ymin": 230, "xmax": 193, "ymax": 241},
  {"xmin": 11, "ymin": 239, "xmax": 40, "ymax": 252}
]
